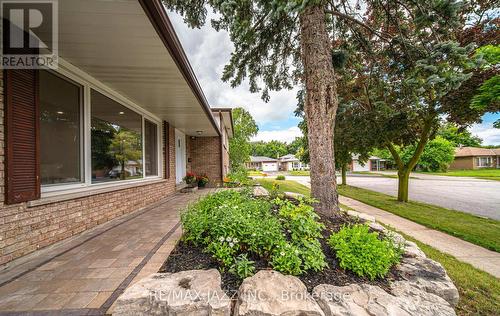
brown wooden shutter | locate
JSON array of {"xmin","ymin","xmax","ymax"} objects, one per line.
[
  {"xmin": 163, "ymin": 121, "xmax": 170, "ymax": 179},
  {"xmin": 4, "ymin": 69, "xmax": 40, "ymax": 204}
]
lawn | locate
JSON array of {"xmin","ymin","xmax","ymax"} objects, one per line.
[
  {"xmin": 288, "ymin": 170, "xmax": 310, "ymax": 176},
  {"xmin": 247, "ymin": 170, "xmax": 264, "ymax": 176},
  {"xmin": 394, "ymin": 230, "xmax": 500, "ymax": 315},
  {"xmin": 255, "ymin": 179, "xmax": 355, "ymax": 211},
  {"xmin": 257, "ymin": 178, "xmax": 311, "ymax": 196},
  {"xmin": 419, "ymin": 168, "xmax": 500, "ymax": 181},
  {"xmin": 337, "ymin": 185, "xmax": 500, "ymax": 252}
]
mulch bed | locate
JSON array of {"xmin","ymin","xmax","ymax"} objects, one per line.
[{"xmin": 159, "ymin": 210, "xmax": 401, "ymax": 296}]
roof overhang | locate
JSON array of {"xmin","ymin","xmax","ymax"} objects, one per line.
[
  {"xmin": 212, "ymin": 108, "xmax": 234, "ymax": 137},
  {"xmin": 57, "ymin": 0, "xmax": 219, "ymax": 136}
]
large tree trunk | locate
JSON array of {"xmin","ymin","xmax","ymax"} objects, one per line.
[
  {"xmin": 397, "ymin": 168, "xmax": 410, "ymax": 202},
  {"xmin": 300, "ymin": 5, "xmax": 339, "ymax": 215}
]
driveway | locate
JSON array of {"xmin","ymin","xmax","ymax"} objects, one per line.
[{"xmin": 286, "ymin": 174, "xmax": 500, "ymax": 220}]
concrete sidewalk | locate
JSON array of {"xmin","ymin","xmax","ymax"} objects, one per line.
[{"xmin": 340, "ymin": 196, "xmax": 500, "ymax": 278}]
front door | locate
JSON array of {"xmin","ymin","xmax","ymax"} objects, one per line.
[{"xmin": 175, "ymin": 129, "xmax": 186, "ymax": 184}]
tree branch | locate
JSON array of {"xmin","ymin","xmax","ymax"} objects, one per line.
[
  {"xmin": 386, "ymin": 142, "xmax": 404, "ymax": 170},
  {"xmin": 324, "ymin": 10, "xmax": 391, "ymax": 41}
]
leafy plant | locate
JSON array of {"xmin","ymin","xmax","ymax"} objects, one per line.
[
  {"xmin": 197, "ymin": 174, "xmax": 209, "ymax": 187},
  {"xmin": 271, "ymin": 241, "xmax": 302, "ymax": 275},
  {"xmin": 328, "ymin": 224, "xmax": 402, "ymax": 280},
  {"xmin": 230, "ymin": 254, "xmax": 256, "ymax": 279},
  {"xmin": 183, "ymin": 172, "xmax": 197, "ymax": 185},
  {"xmin": 207, "ymin": 237, "xmax": 238, "ymax": 267},
  {"xmin": 276, "ymin": 175, "xmax": 286, "ymax": 180}
]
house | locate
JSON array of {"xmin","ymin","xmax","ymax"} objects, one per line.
[
  {"xmin": 278, "ymin": 154, "xmax": 310, "ymax": 171},
  {"xmin": 350, "ymin": 155, "xmax": 388, "ymax": 172},
  {"xmin": 247, "ymin": 156, "xmax": 279, "ymax": 172},
  {"xmin": 0, "ymin": 0, "xmax": 232, "ymax": 265},
  {"xmin": 449, "ymin": 147, "xmax": 499, "ymax": 170}
]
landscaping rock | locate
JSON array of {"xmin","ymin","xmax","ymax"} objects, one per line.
[
  {"xmin": 284, "ymin": 191, "xmax": 306, "ymax": 199},
  {"xmin": 253, "ymin": 186, "xmax": 270, "ymax": 197},
  {"xmin": 113, "ymin": 270, "xmax": 231, "ymax": 316},
  {"xmin": 368, "ymin": 222, "xmax": 386, "ymax": 233},
  {"xmin": 234, "ymin": 270, "xmax": 325, "ymax": 316},
  {"xmin": 312, "ymin": 283, "xmax": 455, "ymax": 316},
  {"xmin": 387, "ymin": 231, "xmax": 406, "ymax": 247},
  {"xmin": 404, "ymin": 241, "xmax": 426, "ymax": 258},
  {"xmin": 390, "ymin": 281, "xmax": 456, "ymax": 315},
  {"xmin": 346, "ymin": 210, "xmax": 376, "ymax": 223},
  {"xmin": 396, "ymin": 257, "xmax": 459, "ymax": 307}
]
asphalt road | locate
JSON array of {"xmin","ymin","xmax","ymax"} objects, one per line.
[{"xmin": 285, "ymin": 173, "xmax": 500, "ymax": 220}]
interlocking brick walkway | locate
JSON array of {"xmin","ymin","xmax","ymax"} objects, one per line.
[{"xmin": 0, "ymin": 189, "xmax": 215, "ymax": 315}]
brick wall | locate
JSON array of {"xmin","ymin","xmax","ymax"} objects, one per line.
[
  {"xmin": 189, "ymin": 136, "xmax": 222, "ymax": 186},
  {"xmin": 449, "ymin": 157, "xmax": 474, "ymax": 170},
  {"xmin": 0, "ymin": 71, "xmax": 178, "ymax": 265}
]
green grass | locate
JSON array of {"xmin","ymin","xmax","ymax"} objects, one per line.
[
  {"xmin": 390, "ymin": 228, "xmax": 500, "ymax": 315},
  {"xmin": 419, "ymin": 169, "xmax": 500, "ymax": 181},
  {"xmin": 288, "ymin": 170, "xmax": 310, "ymax": 176},
  {"xmin": 248, "ymin": 170, "xmax": 264, "ymax": 176},
  {"xmin": 337, "ymin": 185, "xmax": 500, "ymax": 252},
  {"xmin": 256, "ymin": 178, "xmax": 311, "ymax": 197},
  {"xmin": 255, "ymin": 179, "xmax": 355, "ymax": 211}
]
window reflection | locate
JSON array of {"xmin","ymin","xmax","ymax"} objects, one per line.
[{"xmin": 91, "ymin": 90, "xmax": 143, "ymax": 183}]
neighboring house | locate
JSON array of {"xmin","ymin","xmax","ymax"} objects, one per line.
[
  {"xmin": 278, "ymin": 154, "xmax": 310, "ymax": 171},
  {"xmin": 247, "ymin": 156, "xmax": 279, "ymax": 172},
  {"xmin": 449, "ymin": 147, "xmax": 499, "ymax": 170},
  {"xmin": 350, "ymin": 155, "xmax": 388, "ymax": 172},
  {"xmin": 0, "ymin": 0, "xmax": 232, "ymax": 265}
]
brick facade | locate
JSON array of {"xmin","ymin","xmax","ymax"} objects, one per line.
[
  {"xmin": 189, "ymin": 136, "xmax": 223, "ymax": 186},
  {"xmin": 0, "ymin": 70, "xmax": 178, "ymax": 265}
]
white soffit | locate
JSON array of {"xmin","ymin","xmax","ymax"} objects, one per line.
[{"xmin": 58, "ymin": 0, "xmax": 218, "ymax": 136}]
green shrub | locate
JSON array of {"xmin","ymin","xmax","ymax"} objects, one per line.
[
  {"xmin": 230, "ymin": 254, "xmax": 256, "ymax": 279},
  {"xmin": 181, "ymin": 190, "xmax": 285, "ymax": 264},
  {"xmin": 276, "ymin": 175, "xmax": 286, "ymax": 180},
  {"xmin": 181, "ymin": 190, "xmax": 327, "ymax": 276},
  {"xmin": 271, "ymin": 241, "xmax": 303, "ymax": 275},
  {"xmin": 328, "ymin": 224, "xmax": 402, "ymax": 280}
]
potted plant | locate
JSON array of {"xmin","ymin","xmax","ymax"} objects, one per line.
[
  {"xmin": 197, "ymin": 174, "xmax": 209, "ymax": 188},
  {"xmin": 183, "ymin": 172, "xmax": 197, "ymax": 187}
]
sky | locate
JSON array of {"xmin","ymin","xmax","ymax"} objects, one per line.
[{"xmin": 168, "ymin": 10, "xmax": 500, "ymax": 146}]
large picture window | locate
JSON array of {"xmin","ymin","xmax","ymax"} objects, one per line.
[
  {"xmin": 39, "ymin": 68, "xmax": 162, "ymax": 193},
  {"xmin": 40, "ymin": 71, "xmax": 82, "ymax": 185},
  {"xmin": 91, "ymin": 90, "xmax": 143, "ymax": 183}
]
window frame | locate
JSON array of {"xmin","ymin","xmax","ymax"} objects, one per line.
[
  {"xmin": 39, "ymin": 69, "xmax": 85, "ymax": 188},
  {"xmin": 41, "ymin": 60, "xmax": 163, "ymax": 195}
]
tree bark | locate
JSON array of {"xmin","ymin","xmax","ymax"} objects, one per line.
[
  {"xmin": 397, "ymin": 168, "xmax": 410, "ymax": 202},
  {"xmin": 299, "ymin": 5, "xmax": 339, "ymax": 215},
  {"xmin": 341, "ymin": 164, "xmax": 347, "ymax": 185},
  {"xmin": 387, "ymin": 118, "xmax": 434, "ymax": 202}
]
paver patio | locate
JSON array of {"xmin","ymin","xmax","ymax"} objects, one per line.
[{"xmin": 0, "ymin": 189, "xmax": 215, "ymax": 315}]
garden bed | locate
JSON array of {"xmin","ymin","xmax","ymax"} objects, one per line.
[{"xmin": 159, "ymin": 191, "xmax": 401, "ymax": 296}]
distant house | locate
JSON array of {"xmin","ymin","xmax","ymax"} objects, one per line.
[
  {"xmin": 278, "ymin": 154, "xmax": 310, "ymax": 171},
  {"xmin": 247, "ymin": 156, "xmax": 279, "ymax": 172},
  {"xmin": 350, "ymin": 155, "xmax": 388, "ymax": 172},
  {"xmin": 449, "ymin": 147, "xmax": 499, "ymax": 170}
]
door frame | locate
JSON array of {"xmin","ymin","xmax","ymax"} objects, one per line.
[{"xmin": 175, "ymin": 129, "xmax": 186, "ymax": 184}]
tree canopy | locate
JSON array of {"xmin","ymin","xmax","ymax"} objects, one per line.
[{"xmin": 229, "ymin": 108, "xmax": 259, "ymax": 170}]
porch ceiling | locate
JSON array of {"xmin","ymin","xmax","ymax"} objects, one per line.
[{"xmin": 58, "ymin": 0, "xmax": 219, "ymax": 136}]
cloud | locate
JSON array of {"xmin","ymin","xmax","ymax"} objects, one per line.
[
  {"xmin": 168, "ymin": 10, "xmax": 299, "ymax": 124},
  {"xmin": 469, "ymin": 122, "xmax": 500, "ymax": 145},
  {"xmin": 252, "ymin": 126, "xmax": 303, "ymax": 143}
]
